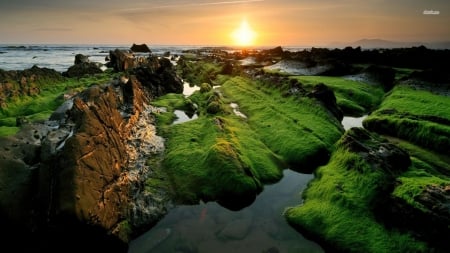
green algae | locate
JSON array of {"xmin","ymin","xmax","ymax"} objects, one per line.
[
  {"xmin": 293, "ymin": 76, "xmax": 385, "ymax": 116},
  {"xmin": 284, "ymin": 130, "xmax": 430, "ymax": 253},
  {"xmin": 364, "ymin": 85, "xmax": 450, "ymax": 153}
]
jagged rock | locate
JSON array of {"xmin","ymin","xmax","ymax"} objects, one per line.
[
  {"xmin": 130, "ymin": 43, "xmax": 151, "ymax": 53},
  {"xmin": 107, "ymin": 49, "xmax": 139, "ymax": 71},
  {"xmin": 132, "ymin": 58, "xmax": 183, "ymax": 97},
  {"xmin": 0, "ymin": 57, "xmax": 184, "ymax": 250}
]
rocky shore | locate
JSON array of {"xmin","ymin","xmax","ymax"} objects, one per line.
[
  {"xmin": 0, "ymin": 47, "xmax": 183, "ymax": 251},
  {"xmin": 0, "ymin": 44, "xmax": 449, "ymax": 252}
]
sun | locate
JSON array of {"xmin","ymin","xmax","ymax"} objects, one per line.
[{"xmin": 232, "ymin": 19, "xmax": 256, "ymax": 47}]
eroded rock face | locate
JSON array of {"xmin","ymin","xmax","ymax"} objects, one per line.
[
  {"xmin": 107, "ymin": 49, "xmax": 142, "ymax": 71},
  {"xmin": 0, "ymin": 58, "xmax": 181, "ymax": 251}
]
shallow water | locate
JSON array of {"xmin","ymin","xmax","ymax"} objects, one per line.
[
  {"xmin": 342, "ymin": 115, "xmax": 367, "ymax": 130},
  {"xmin": 183, "ymin": 82, "xmax": 200, "ymax": 96},
  {"xmin": 128, "ymin": 170, "xmax": 324, "ymax": 253},
  {"xmin": 172, "ymin": 110, "xmax": 198, "ymax": 125},
  {"xmin": 230, "ymin": 103, "xmax": 247, "ymax": 119}
]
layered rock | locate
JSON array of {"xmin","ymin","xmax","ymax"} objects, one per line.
[
  {"xmin": 0, "ymin": 55, "xmax": 183, "ymax": 251},
  {"xmin": 106, "ymin": 49, "xmax": 144, "ymax": 72}
]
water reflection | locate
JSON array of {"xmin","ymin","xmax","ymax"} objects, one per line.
[
  {"xmin": 129, "ymin": 170, "xmax": 324, "ymax": 253},
  {"xmin": 183, "ymin": 82, "xmax": 200, "ymax": 96},
  {"xmin": 341, "ymin": 115, "xmax": 367, "ymax": 130},
  {"xmin": 173, "ymin": 110, "xmax": 198, "ymax": 125}
]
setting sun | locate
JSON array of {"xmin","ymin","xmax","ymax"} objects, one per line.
[{"xmin": 232, "ymin": 19, "xmax": 256, "ymax": 47}]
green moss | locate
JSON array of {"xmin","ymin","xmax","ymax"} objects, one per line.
[
  {"xmin": 364, "ymin": 85, "xmax": 450, "ymax": 153},
  {"xmin": 0, "ymin": 126, "xmax": 19, "ymax": 137},
  {"xmin": 162, "ymin": 116, "xmax": 283, "ymax": 205},
  {"xmin": 284, "ymin": 139, "xmax": 429, "ymax": 253},
  {"xmin": 151, "ymin": 93, "xmax": 188, "ymax": 109},
  {"xmin": 179, "ymin": 59, "xmax": 223, "ymax": 86},
  {"xmin": 385, "ymin": 137, "xmax": 449, "ymax": 211},
  {"xmin": 221, "ymin": 76, "xmax": 343, "ymax": 171},
  {"xmin": 293, "ymin": 76, "xmax": 385, "ymax": 115}
]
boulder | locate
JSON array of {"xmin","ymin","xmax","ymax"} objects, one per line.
[
  {"xmin": 107, "ymin": 49, "xmax": 139, "ymax": 71},
  {"xmin": 132, "ymin": 58, "xmax": 183, "ymax": 97},
  {"xmin": 74, "ymin": 54, "xmax": 90, "ymax": 64},
  {"xmin": 63, "ymin": 62, "xmax": 103, "ymax": 77},
  {"xmin": 130, "ymin": 43, "xmax": 151, "ymax": 53}
]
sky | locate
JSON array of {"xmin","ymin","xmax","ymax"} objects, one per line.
[{"xmin": 0, "ymin": 0, "xmax": 449, "ymax": 46}]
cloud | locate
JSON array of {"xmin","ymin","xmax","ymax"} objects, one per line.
[
  {"xmin": 120, "ymin": 0, "xmax": 264, "ymax": 13},
  {"xmin": 33, "ymin": 28, "xmax": 73, "ymax": 32}
]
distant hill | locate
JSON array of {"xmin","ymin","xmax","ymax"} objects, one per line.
[{"xmin": 330, "ymin": 39, "xmax": 450, "ymax": 49}]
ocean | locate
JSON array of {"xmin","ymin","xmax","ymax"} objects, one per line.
[
  {"xmin": 0, "ymin": 44, "xmax": 208, "ymax": 72},
  {"xmin": 0, "ymin": 44, "xmax": 308, "ymax": 72}
]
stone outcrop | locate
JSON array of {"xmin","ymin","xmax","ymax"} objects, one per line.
[
  {"xmin": 130, "ymin": 43, "xmax": 151, "ymax": 53},
  {"xmin": 0, "ymin": 56, "xmax": 183, "ymax": 251},
  {"xmin": 132, "ymin": 58, "xmax": 183, "ymax": 97},
  {"xmin": 0, "ymin": 66, "xmax": 63, "ymax": 108},
  {"xmin": 107, "ymin": 49, "xmax": 146, "ymax": 72},
  {"xmin": 74, "ymin": 54, "xmax": 90, "ymax": 64}
]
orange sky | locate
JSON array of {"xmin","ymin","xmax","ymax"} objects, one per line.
[{"xmin": 0, "ymin": 0, "xmax": 449, "ymax": 46}]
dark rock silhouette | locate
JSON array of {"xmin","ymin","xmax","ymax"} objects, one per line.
[
  {"xmin": 74, "ymin": 54, "xmax": 90, "ymax": 64},
  {"xmin": 63, "ymin": 62, "xmax": 103, "ymax": 77},
  {"xmin": 130, "ymin": 43, "xmax": 151, "ymax": 53}
]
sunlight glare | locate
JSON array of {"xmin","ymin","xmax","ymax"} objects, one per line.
[{"xmin": 232, "ymin": 20, "xmax": 256, "ymax": 47}]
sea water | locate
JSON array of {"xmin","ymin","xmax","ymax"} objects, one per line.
[{"xmin": 0, "ymin": 44, "xmax": 202, "ymax": 72}]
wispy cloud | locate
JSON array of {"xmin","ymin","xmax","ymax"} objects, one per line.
[
  {"xmin": 32, "ymin": 28, "xmax": 73, "ymax": 32},
  {"xmin": 121, "ymin": 0, "xmax": 264, "ymax": 12}
]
